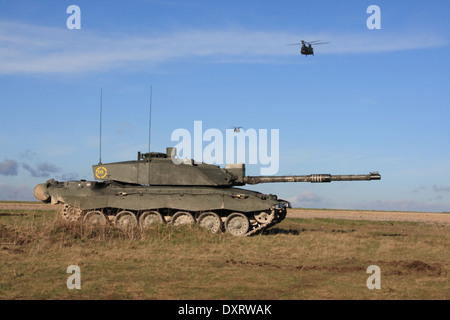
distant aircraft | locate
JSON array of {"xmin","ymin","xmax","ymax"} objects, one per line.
[{"xmin": 287, "ymin": 40, "xmax": 329, "ymax": 56}]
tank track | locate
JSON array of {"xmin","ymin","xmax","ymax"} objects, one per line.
[
  {"xmin": 60, "ymin": 204, "xmax": 287, "ymax": 237},
  {"xmin": 245, "ymin": 208, "xmax": 287, "ymax": 236}
]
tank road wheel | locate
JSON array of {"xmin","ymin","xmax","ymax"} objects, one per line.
[
  {"xmin": 115, "ymin": 211, "xmax": 138, "ymax": 230},
  {"xmin": 171, "ymin": 211, "xmax": 195, "ymax": 226},
  {"xmin": 197, "ymin": 212, "xmax": 222, "ymax": 234},
  {"xmin": 83, "ymin": 210, "xmax": 107, "ymax": 226},
  {"xmin": 61, "ymin": 204, "xmax": 84, "ymax": 222},
  {"xmin": 139, "ymin": 211, "xmax": 165, "ymax": 229},
  {"xmin": 225, "ymin": 212, "xmax": 250, "ymax": 236}
]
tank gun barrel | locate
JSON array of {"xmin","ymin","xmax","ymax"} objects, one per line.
[{"xmin": 243, "ymin": 172, "xmax": 381, "ymax": 184}]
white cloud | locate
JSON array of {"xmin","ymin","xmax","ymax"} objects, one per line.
[
  {"xmin": 0, "ymin": 21, "xmax": 447, "ymax": 74},
  {"xmin": 318, "ymin": 32, "xmax": 448, "ymax": 54},
  {"xmin": 286, "ymin": 190, "xmax": 330, "ymax": 208},
  {"xmin": 0, "ymin": 159, "xmax": 19, "ymax": 176},
  {"xmin": 433, "ymin": 185, "xmax": 450, "ymax": 192}
]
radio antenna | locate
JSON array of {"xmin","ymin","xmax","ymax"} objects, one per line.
[
  {"xmin": 99, "ymin": 88, "xmax": 103, "ymax": 164},
  {"xmin": 148, "ymin": 85, "xmax": 152, "ymax": 153}
]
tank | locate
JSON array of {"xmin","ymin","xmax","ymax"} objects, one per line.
[{"xmin": 34, "ymin": 147, "xmax": 381, "ymax": 236}]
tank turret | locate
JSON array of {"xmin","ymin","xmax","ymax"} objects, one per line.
[
  {"xmin": 91, "ymin": 147, "xmax": 380, "ymax": 187},
  {"xmin": 35, "ymin": 147, "xmax": 381, "ymax": 236}
]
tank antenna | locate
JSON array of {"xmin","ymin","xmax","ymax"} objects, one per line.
[
  {"xmin": 99, "ymin": 88, "xmax": 103, "ymax": 164},
  {"xmin": 148, "ymin": 85, "xmax": 152, "ymax": 153}
]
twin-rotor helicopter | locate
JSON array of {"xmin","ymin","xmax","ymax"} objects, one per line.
[{"xmin": 287, "ymin": 40, "xmax": 329, "ymax": 56}]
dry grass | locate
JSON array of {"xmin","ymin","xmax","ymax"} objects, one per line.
[{"xmin": 0, "ymin": 208, "xmax": 449, "ymax": 300}]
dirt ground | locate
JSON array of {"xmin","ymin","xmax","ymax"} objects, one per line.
[
  {"xmin": 0, "ymin": 202, "xmax": 62, "ymax": 211},
  {"xmin": 287, "ymin": 208, "xmax": 450, "ymax": 225},
  {"xmin": 1, "ymin": 202, "xmax": 449, "ymax": 225}
]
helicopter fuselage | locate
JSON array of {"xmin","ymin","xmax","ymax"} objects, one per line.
[{"xmin": 301, "ymin": 45, "xmax": 314, "ymax": 56}]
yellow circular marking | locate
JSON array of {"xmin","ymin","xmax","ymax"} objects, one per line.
[{"xmin": 95, "ymin": 167, "xmax": 107, "ymax": 179}]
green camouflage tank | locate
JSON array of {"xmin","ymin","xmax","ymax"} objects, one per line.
[{"xmin": 34, "ymin": 147, "xmax": 380, "ymax": 236}]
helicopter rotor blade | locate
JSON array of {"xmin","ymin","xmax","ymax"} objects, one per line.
[
  {"xmin": 287, "ymin": 43, "xmax": 303, "ymax": 46},
  {"xmin": 305, "ymin": 40, "xmax": 329, "ymax": 45}
]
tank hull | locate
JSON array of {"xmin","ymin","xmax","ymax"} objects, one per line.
[
  {"xmin": 35, "ymin": 179, "xmax": 288, "ymax": 236},
  {"xmin": 33, "ymin": 148, "xmax": 379, "ymax": 236}
]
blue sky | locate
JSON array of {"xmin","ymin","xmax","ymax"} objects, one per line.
[{"xmin": 1, "ymin": 0, "xmax": 450, "ymax": 212}]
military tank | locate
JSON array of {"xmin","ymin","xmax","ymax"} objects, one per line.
[{"xmin": 34, "ymin": 147, "xmax": 381, "ymax": 236}]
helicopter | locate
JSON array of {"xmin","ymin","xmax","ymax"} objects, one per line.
[{"xmin": 287, "ymin": 40, "xmax": 329, "ymax": 56}]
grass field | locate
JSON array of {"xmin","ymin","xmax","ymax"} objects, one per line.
[{"xmin": 0, "ymin": 207, "xmax": 449, "ymax": 300}]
